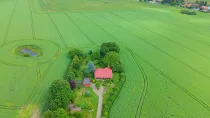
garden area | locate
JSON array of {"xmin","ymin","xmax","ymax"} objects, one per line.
[{"xmin": 41, "ymin": 42, "xmax": 126, "ymax": 118}]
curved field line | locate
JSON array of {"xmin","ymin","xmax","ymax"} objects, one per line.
[
  {"xmin": 28, "ymin": 0, "xmax": 35, "ymax": 39},
  {"xmin": 65, "ymin": 13, "xmax": 96, "ymax": 46},
  {"xmin": 48, "ymin": 15, "xmax": 68, "ymax": 48},
  {"xmin": 133, "ymin": 51, "xmax": 210, "ymax": 112},
  {"xmin": 0, "ymin": 0, "xmax": 18, "ymax": 47},
  {"xmin": 26, "ymin": 47, "xmax": 61, "ymax": 103},
  {"xmin": 102, "ymin": 14, "xmax": 210, "ymax": 82},
  {"xmin": 0, "ymin": 60, "xmax": 26, "ymax": 67},
  {"xmin": 110, "ymin": 12, "xmax": 210, "ymax": 61},
  {"xmin": 125, "ymin": 48, "xmax": 148, "ymax": 118}
]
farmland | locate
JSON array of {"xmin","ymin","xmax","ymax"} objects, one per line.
[{"xmin": 1, "ymin": 0, "xmax": 210, "ymax": 117}]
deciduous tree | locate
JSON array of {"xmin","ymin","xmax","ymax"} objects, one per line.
[{"xmin": 48, "ymin": 80, "xmax": 73, "ymax": 110}]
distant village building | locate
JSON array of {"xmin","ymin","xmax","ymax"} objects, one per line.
[
  {"xmin": 201, "ymin": 5, "xmax": 208, "ymax": 11},
  {"xmin": 83, "ymin": 78, "xmax": 91, "ymax": 87},
  {"xmin": 94, "ymin": 66, "xmax": 113, "ymax": 79}
]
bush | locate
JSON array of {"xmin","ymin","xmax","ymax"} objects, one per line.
[
  {"xmin": 83, "ymin": 90, "xmax": 92, "ymax": 97},
  {"xmin": 87, "ymin": 103, "xmax": 94, "ymax": 110},
  {"xmin": 72, "ymin": 111, "xmax": 83, "ymax": 118},
  {"xmin": 180, "ymin": 10, "xmax": 196, "ymax": 15},
  {"xmin": 80, "ymin": 103, "xmax": 87, "ymax": 109},
  {"xmin": 66, "ymin": 72, "xmax": 75, "ymax": 80},
  {"xmin": 91, "ymin": 78, "xmax": 96, "ymax": 83},
  {"xmin": 84, "ymin": 69, "xmax": 91, "ymax": 78},
  {"xmin": 95, "ymin": 81, "xmax": 101, "ymax": 89},
  {"xmin": 88, "ymin": 50, "xmax": 93, "ymax": 55}
]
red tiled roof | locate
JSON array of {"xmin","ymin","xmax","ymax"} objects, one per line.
[{"xmin": 94, "ymin": 66, "xmax": 112, "ymax": 79}]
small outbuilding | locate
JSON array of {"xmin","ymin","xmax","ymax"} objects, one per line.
[
  {"xmin": 83, "ymin": 78, "xmax": 91, "ymax": 87},
  {"xmin": 94, "ymin": 66, "xmax": 113, "ymax": 79}
]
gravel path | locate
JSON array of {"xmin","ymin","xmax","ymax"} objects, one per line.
[{"xmin": 91, "ymin": 83, "xmax": 104, "ymax": 118}]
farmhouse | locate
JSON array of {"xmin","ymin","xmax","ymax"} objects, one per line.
[
  {"xmin": 83, "ymin": 78, "xmax": 91, "ymax": 87},
  {"xmin": 94, "ymin": 66, "xmax": 113, "ymax": 79}
]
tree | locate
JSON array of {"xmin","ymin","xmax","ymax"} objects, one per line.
[
  {"xmin": 65, "ymin": 72, "xmax": 75, "ymax": 80},
  {"xmin": 48, "ymin": 80, "xmax": 73, "ymax": 110},
  {"xmin": 68, "ymin": 49, "xmax": 83, "ymax": 59},
  {"xmin": 69, "ymin": 80, "xmax": 76, "ymax": 90},
  {"xmin": 195, "ymin": 0, "xmax": 199, "ymax": 4},
  {"xmin": 43, "ymin": 109, "xmax": 54, "ymax": 118},
  {"xmin": 100, "ymin": 42, "xmax": 120, "ymax": 57},
  {"xmin": 204, "ymin": 1, "xmax": 207, "ymax": 6},
  {"xmin": 91, "ymin": 52, "xmax": 101, "ymax": 60},
  {"xmin": 88, "ymin": 50, "xmax": 93, "ymax": 55},
  {"xmin": 71, "ymin": 55, "xmax": 80, "ymax": 70},
  {"xmin": 53, "ymin": 108, "xmax": 68, "ymax": 118},
  {"xmin": 84, "ymin": 69, "xmax": 91, "ymax": 77},
  {"xmin": 86, "ymin": 61, "xmax": 95, "ymax": 73}
]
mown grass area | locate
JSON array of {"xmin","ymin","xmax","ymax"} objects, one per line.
[
  {"xmin": 1, "ymin": 0, "xmax": 210, "ymax": 117},
  {"xmin": 74, "ymin": 88, "xmax": 98, "ymax": 118}
]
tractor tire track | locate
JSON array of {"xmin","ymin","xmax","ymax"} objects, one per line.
[
  {"xmin": 65, "ymin": 13, "xmax": 96, "ymax": 46},
  {"xmin": 26, "ymin": 47, "xmax": 61, "ymax": 103},
  {"xmin": 110, "ymin": 12, "xmax": 210, "ymax": 61},
  {"xmin": 28, "ymin": 0, "xmax": 35, "ymax": 39},
  {"xmin": 48, "ymin": 15, "xmax": 68, "ymax": 48},
  {"xmin": 128, "ymin": 10, "xmax": 210, "ymax": 38},
  {"xmin": 0, "ymin": 104, "xmax": 18, "ymax": 110},
  {"xmin": 133, "ymin": 51, "xmax": 210, "ymax": 112},
  {"xmin": 125, "ymin": 48, "xmax": 148, "ymax": 118},
  {"xmin": 102, "ymin": 13, "xmax": 210, "ymax": 82},
  {"xmin": 0, "ymin": 0, "xmax": 18, "ymax": 47},
  {"xmin": 80, "ymin": 13, "xmax": 125, "ymax": 47},
  {"xmin": 125, "ymin": 11, "xmax": 210, "ymax": 47},
  {"xmin": 145, "ymin": 98, "xmax": 167, "ymax": 118},
  {"xmin": 124, "ymin": 12, "xmax": 210, "ymax": 46}
]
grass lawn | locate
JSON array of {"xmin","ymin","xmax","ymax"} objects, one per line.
[
  {"xmin": 1, "ymin": 0, "xmax": 210, "ymax": 117},
  {"xmin": 74, "ymin": 87, "xmax": 98, "ymax": 118}
]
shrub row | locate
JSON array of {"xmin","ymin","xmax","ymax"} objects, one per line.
[
  {"xmin": 101, "ymin": 73, "xmax": 126, "ymax": 118},
  {"xmin": 180, "ymin": 10, "xmax": 196, "ymax": 15}
]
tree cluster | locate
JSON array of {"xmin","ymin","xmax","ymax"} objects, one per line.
[
  {"xmin": 161, "ymin": 0, "xmax": 184, "ymax": 5},
  {"xmin": 195, "ymin": 0, "xmax": 208, "ymax": 6},
  {"xmin": 100, "ymin": 42, "xmax": 120, "ymax": 57}
]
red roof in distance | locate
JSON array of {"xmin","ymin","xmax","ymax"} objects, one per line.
[{"xmin": 94, "ymin": 66, "xmax": 113, "ymax": 79}]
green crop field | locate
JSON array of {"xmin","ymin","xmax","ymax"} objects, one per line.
[{"xmin": 1, "ymin": 0, "xmax": 210, "ymax": 117}]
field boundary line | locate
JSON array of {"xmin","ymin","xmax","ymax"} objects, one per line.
[
  {"xmin": 65, "ymin": 13, "xmax": 96, "ymax": 46},
  {"xmin": 110, "ymin": 12, "xmax": 210, "ymax": 61},
  {"xmin": 0, "ymin": 0, "xmax": 18, "ymax": 47},
  {"xmin": 48, "ymin": 15, "xmax": 68, "ymax": 48},
  {"xmin": 102, "ymin": 13, "xmax": 210, "ymax": 82}
]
